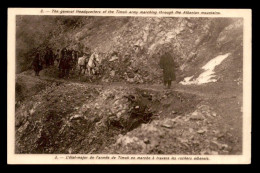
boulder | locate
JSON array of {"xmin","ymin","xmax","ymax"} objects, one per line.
[{"xmin": 189, "ymin": 111, "xmax": 205, "ymax": 121}]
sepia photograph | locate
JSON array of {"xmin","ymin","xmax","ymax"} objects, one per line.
[{"xmin": 7, "ymin": 8, "xmax": 251, "ymax": 164}]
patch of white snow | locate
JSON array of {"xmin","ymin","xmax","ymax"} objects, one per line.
[{"xmin": 180, "ymin": 53, "xmax": 230, "ymax": 85}]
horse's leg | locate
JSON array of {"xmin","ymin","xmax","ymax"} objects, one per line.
[
  {"xmin": 83, "ymin": 65, "xmax": 86, "ymax": 75},
  {"xmin": 87, "ymin": 66, "xmax": 91, "ymax": 75}
]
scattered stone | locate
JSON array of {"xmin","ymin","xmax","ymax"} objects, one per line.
[
  {"xmin": 197, "ymin": 129, "xmax": 206, "ymax": 134},
  {"xmin": 200, "ymin": 149, "xmax": 211, "ymax": 155},
  {"xmin": 70, "ymin": 114, "xmax": 83, "ymax": 120},
  {"xmin": 171, "ymin": 110, "xmax": 177, "ymax": 114},
  {"xmin": 189, "ymin": 111, "xmax": 205, "ymax": 121},
  {"xmin": 184, "ymin": 117, "xmax": 190, "ymax": 121},
  {"xmin": 110, "ymin": 70, "xmax": 116, "ymax": 77},
  {"xmin": 116, "ymin": 112, "xmax": 122, "ymax": 118},
  {"xmin": 161, "ymin": 122, "xmax": 173, "ymax": 129},
  {"xmin": 150, "ymin": 139, "xmax": 159, "ymax": 148},
  {"xmin": 212, "ymin": 130, "xmax": 220, "ymax": 134},
  {"xmin": 210, "ymin": 141, "xmax": 221, "ymax": 149},
  {"xmin": 211, "ymin": 151, "xmax": 219, "ymax": 155},
  {"xmin": 68, "ymin": 148, "xmax": 72, "ymax": 154},
  {"xmin": 221, "ymin": 144, "xmax": 229, "ymax": 150},
  {"xmin": 18, "ymin": 121, "xmax": 29, "ymax": 133},
  {"xmin": 189, "ymin": 128, "xmax": 194, "ymax": 133},
  {"xmin": 88, "ymin": 148, "xmax": 96, "ymax": 154},
  {"xmin": 29, "ymin": 108, "xmax": 35, "ymax": 115},
  {"xmin": 109, "ymin": 56, "xmax": 119, "ymax": 62},
  {"xmin": 217, "ymin": 133, "xmax": 224, "ymax": 138},
  {"xmin": 221, "ymin": 150, "xmax": 229, "ymax": 154},
  {"xmin": 189, "ymin": 135, "xmax": 194, "ymax": 140},
  {"xmin": 144, "ymin": 138, "xmax": 150, "ymax": 144},
  {"xmin": 171, "ymin": 119, "xmax": 177, "ymax": 124}
]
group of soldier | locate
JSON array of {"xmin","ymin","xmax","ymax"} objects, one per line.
[
  {"xmin": 32, "ymin": 44, "xmax": 176, "ymax": 88},
  {"xmin": 32, "ymin": 46, "xmax": 100, "ymax": 79}
]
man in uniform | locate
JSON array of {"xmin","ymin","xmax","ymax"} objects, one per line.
[
  {"xmin": 64, "ymin": 48, "xmax": 72, "ymax": 78},
  {"xmin": 54, "ymin": 49, "xmax": 60, "ymax": 65},
  {"xmin": 159, "ymin": 49, "xmax": 176, "ymax": 89},
  {"xmin": 71, "ymin": 50, "xmax": 78, "ymax": 71},
  {"xmin": 49, "ymin": 48, "xmax": 54, "ymax": 66},
  {"xmin": 32, "ymin": 52, "xmax": 42, "ymax": 76},
  {"xmin": 58, "ymin": 48, "xmax": 67, "ymax": 78}
]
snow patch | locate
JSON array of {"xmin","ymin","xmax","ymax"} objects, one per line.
[{"xmin": 180, "ymin": 53, "xmax": 230, "ymax": 85}]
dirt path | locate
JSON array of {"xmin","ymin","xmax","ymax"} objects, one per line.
[{"xmin": 17, "ymin": 73, "xmax": 227, "ymax": 99}]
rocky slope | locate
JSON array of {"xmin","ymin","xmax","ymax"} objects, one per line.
[
  {"xmin": 17, "ymin": 17, "xmax": 242, "ymax": 84},
  {"xmin": 15, "ymin": 16, "xmax": 243, "ymax": 154},
  {"xmin": 15, "ymin": 73, "xmax": 242, "ymax": 154}
]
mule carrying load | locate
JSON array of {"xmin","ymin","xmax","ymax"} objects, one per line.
[{"xmin": 36, "ymin": 44, "xmax": 103, "ymax": 80}]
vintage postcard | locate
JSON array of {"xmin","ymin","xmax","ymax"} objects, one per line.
[{"xmin": 7, "ymin": 8, "xmax": 251, "ymax": 164}]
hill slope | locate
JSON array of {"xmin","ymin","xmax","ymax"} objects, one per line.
[
  {"xmin": 16, "ymin": 16, "xmax": 242, "ymax": 84},
  {"xmin": 15, "ymin": 16, "xmax": 243, "ymax": 154}
]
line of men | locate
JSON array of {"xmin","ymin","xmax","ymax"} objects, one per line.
[
  {"xmin": 31, "ymin": 46, "xmax": 55, "ymax": 76},
  {"xmin": 32, "ymin": 44, "xmax": 176, "ymax": 89},
  {"xmin": 32, "ymin": 46, "xmax": 100, "ymax": 78}
]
